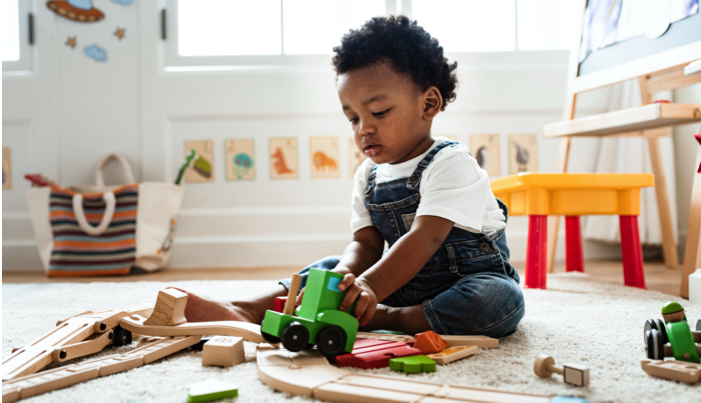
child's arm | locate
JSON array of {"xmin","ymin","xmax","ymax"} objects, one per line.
[
  {"xmin": 332, "ymin": 226, "xmax": 386, "ymax": 277},
  {"xmin": 338, "ymin": 215, "xmax": 455, "ymax": 325}
]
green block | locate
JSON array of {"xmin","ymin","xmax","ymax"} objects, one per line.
[
  {"xmin": 389, "ymin": 355, "xmax": 436, "ymax": 373},
  {"xmin": 188, "ymin": 379, "xmax": 238, "ymax": 403}
]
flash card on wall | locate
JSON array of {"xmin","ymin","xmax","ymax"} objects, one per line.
[
  {"xmin": 225, "ymin": 139, "xmax": 254, "ymax": 181},
  {"xmin": 270, "ymin": 137, "xmax": 298, "ymax": 180},
  {"xmin": 2, "ymin": 147, "xmax": 11, "ymax": 190},
  {"xmin": 509, "ymin": 134, "xmax": 538, "ymax": 174},
  {"xmin": 310, "ymin": 137, "xmax": 340, "ymax": 179},
  {"xmin": 470, "ymin": 134, "xmax": 501, "ymax": 176},
  {"xmin": 184, "ymin": 140, "xmax": 214, "ymax": 183},
  {"xmin": 349, "ymin": 137, "xmax": 366, "ymax": 178}
]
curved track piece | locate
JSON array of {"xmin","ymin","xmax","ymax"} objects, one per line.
[
  {"xmin": 120, "ymin": 314, "xmax": 266, "ymax": 345},
  {"xmin": 257, "ymin": 347, "xmax": 563, "ymax": 403}
]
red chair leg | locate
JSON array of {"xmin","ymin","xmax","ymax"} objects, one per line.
[
  {"xmin": 565, "ymin": 216, "xmax": 584, "ymax": 273},
  {"xmin": 525, "ymin": 215, "xmax": 548, "ymax": 289},
  {"xmin": 619, "ymin": 215, "xmax": 646, "ymax": 289}
]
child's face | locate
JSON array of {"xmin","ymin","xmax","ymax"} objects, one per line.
[{"xmin": 338, "ymin": 62, "xmax": 437, "ymax": 165}]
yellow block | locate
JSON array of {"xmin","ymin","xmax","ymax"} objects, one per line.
[{"xmin": 490, "ymin": 173, "xmax": 654, "ymax": 216}]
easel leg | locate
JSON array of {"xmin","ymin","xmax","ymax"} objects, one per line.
[
  {"xmin": 647, "ymin": 136, "xmax": 680, "ymax": 268},
  {"xmin": 680, "ymin": 159, "xmax": 701, "ymax": 298}
]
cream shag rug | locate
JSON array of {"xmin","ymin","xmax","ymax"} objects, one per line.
[{"xmin": 2, "ymin": 273, "xmax": 700, "ymax": 403}]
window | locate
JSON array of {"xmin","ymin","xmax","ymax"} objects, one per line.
[
  {"xmin": 167, "ymin": 0, "xmax": 576, "ymax": 69},
  {"xmin": 2, "ymin": 0, "xmax": 32, "ymax": 72}
]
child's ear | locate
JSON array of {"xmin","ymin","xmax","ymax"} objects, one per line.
[{"xmin": 422, "ymin": 86, "xmax": 442, "ymax": 120}]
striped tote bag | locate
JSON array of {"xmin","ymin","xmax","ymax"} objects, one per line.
[{"xmin": 26, "ymin": 154, "xmax": 184, "ymax": 276}]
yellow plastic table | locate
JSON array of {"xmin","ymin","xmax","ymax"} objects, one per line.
[{"xmin": 490, "ymin": 173, "xmax": 654, "ymax": 289}]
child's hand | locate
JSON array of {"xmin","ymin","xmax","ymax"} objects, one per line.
[{"xmin": 337, "ymin": 273, "xmax": 378, "ymax": 327}]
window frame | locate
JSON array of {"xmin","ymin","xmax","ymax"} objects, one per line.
[
  {"xmin": 2, "ymin": 0, "xmax": 33, "ymax": 73},
  {"xmin": 163, "ymin": 0, "xmax": 573, "ymax": 71}
]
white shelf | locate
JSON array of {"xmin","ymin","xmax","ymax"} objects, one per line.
[{"xmin": 543, "ymin": 103, "xmax": 701, "ymax": 138}]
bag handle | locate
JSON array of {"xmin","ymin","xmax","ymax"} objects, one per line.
[
  {"xmin": 95, "ymin": 153, "xmax": 135, "ymax": 186},
  {"xmin": 72, "ymin": 191, "xmax": 116, "ymax": 235}
]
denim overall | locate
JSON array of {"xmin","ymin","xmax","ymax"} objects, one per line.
[{"xmin": 281, "ymin": 141, "xmax": 525, "ymax": 338}]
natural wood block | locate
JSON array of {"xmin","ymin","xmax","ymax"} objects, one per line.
[
  {"xmin": 202, "ymin": 337, "xmax": 245, "ymax": 368},
  {"xmin": 441, "ymin": 335, "xmax": 499, "ymax": 349},
  {"xmin": 144, "ymin": 289, "xmax": 188, "ymax": 327}
]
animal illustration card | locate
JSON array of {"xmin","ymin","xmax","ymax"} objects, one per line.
[
  {"xmin": 349, "ymin": 137, "xmax": 366, "ymax": 178},
  {"xmin": 270, "ymin": 137, "xmax": 298, "ymax": 180},
  {"xmin": 508, "ymin": 134, "xmax": 538, "ymax": 174},
  {"xmin": 310, "ymin": 137, "xmax": 340, "ymax": 179},
  {"xmin": 184, "ymin": 140, "xmax": 214, "ymax": 183},
  {"xmin": 2, "ymin": 146, "xmax": 11, "ymax": 190},
  {"xmin": 225, "ymin": 139, "xmax": 255, "ymax": 181},
  {"xmin": 470, "ymin": 134, "xmax": 501, "ymax": 176}
]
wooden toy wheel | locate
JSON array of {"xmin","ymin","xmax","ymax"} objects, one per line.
[
  {"xmin": 281, "ymin": 321, "xmax": 309, "ymax": 352},
  {"xmin": 646, "ymin": 329, "xmax": 665, "ymax": 360},
  {"xmin": 111, "ymin": 326, "xmax": 132, "ymax": 347},
  {"xmin": 316, "ymin": 326, "xmax": 346, "ymax": 357},
  {"xmin": 534, "ymin": 354, "xmax": 554, "ymax": 378},
  {"xmin": 260, "ymin": 320, "xmax": 281, "ymax": 344},
  {"xmin": 644, "ymin": 319, "xmax": 667, "ymax": 347}
]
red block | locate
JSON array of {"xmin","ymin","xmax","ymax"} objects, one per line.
[
  {"xmin": 414, "ymin": 331, "xmax": 449, "ymax": 354},
  {"xmin": 335, "ymin": 339, "xmax": 421, "ymax": 369},
  {"xmin": 273, "ymin": 297, "xmax": 288, "ymax": 313}
]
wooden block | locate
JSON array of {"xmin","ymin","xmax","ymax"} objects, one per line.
[
  {"xmin": 427, "ymin": 345, "xmax": 478, "ymax": 365},
  {"xmin": 144, "ymin": 289, "xmax": 188, "ymax": 326},
  {"xmin": 388, "ymin": 355, "xmax": 436, "ymax": 373},
  {"xmin": 441, "ymin": 335, "xmax": 499, "ymax": 349},
  {"xmin": 356, "ymin": 332, "xmax": 414, "ymax": 343},
  {"xmin": 413, "ymin": 331, "xmax": 449, "ymax": 354},
  {"xmin": 202, "ymin": 337, "xmax": 245, "ymax": 368},
  {"xmin": 641, "ymin": 359, "xmax": 701, "ymax": 384},
  {"xmin": 188, "ymin": 379, "xmax": 238, "ymax": 403},
  {"xmin": 120, "ymin": 314, "xmax": 265, "ymax": 344}
]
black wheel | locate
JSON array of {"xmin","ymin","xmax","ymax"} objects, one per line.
[
  {"xmin": 261, "ymin": 320, "xmax": 281, "ymax": 344},
  {"xmin": 111, "ymin": 326, "xmax": 132, "ymax": 347},
  {"xmin": 644, "ymin": 319, "xmax": 667, "ymax": 347},
  {"xmin": 281, "ymin": 321, "xmax": 309, "ymax": 352},
  {"xmin": 316, "ymin": 326, "xmax": 346, "ymax": 357},
  {"xmin": 646, "ymin": 329, "xmax": 665, "ymax": 360}
]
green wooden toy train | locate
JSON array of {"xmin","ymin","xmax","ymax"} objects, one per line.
[{"xmin": 261, "ymin": 268, "xmax": 358, "ymax": 357}]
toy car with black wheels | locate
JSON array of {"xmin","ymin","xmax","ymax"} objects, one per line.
[{"xmin": 261, "ymin": 268, "xmax": 358, "ymax": 357}]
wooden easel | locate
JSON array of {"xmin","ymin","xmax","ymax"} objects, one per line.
[{"xmin": 544, "ymin": 0, "xmax": 701, "ymax": 298}]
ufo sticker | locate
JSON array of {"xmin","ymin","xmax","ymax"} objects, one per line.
[{"xmin": 47, "ymin": 0, "xmax": 104, "ymax": 23}]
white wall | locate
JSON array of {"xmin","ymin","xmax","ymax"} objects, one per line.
[{"xmin": 8, "ymin": 1, "xmax": 694, "ymax": 272}]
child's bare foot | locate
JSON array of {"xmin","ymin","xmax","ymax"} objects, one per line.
[
  {"xmin": 167, "ymin": 287, "xmax": 258, "ymax": 324},
  {"xmin": 167, "ymin": 286, "xmax": 288, "ymax": 325}
]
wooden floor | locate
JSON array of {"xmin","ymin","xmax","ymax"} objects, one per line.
[{"xmin": 2, "ymin": 260, "xmax": 686, "ymax": 297}]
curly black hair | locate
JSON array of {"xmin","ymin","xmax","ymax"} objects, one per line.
[{"xmin": 332, "ymin": 15, "xmax": 458, "ymax": 111}]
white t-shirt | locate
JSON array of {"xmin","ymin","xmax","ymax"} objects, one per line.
[{"xmin": 350, "ymin": 137, "xmax": 506, "ymax": 235}]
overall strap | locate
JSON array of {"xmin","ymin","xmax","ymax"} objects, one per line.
[
  {"xmin": 406, "ymin": 140, "xmax": 458, "ymax": 190},
  {"xmin": 364, "ymin": 164, "xmax": 379, "ymax": 196}
]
